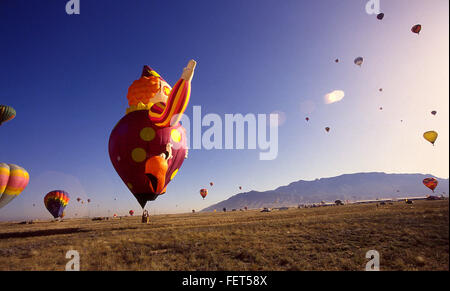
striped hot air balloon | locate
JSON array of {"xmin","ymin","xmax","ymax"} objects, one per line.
[
  {"xmin": 44, "ymin": 190, "xmax": 70, "ymax": 218},
  {"xmin": 0, "ymin": 105, "xmax": 16, "ymax": 126},
  {"xmin": 0, "ymin": 163, "xmax": 30, "ymax": 209},
  {"xmin": 423, "ymin": 178, "xmax": 438, "ymax": 193}
]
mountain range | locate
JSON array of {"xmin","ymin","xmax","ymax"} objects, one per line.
[{"xmin": 201, "ymin": 172, "xmax": 449, "ymax": 211}]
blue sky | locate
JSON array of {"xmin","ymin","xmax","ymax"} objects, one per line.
[{"xmin": 0, "ymin": 0, "xmax": 448, "ymax": 220}]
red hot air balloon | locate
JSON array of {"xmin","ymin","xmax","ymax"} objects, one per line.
[
  {"xmin": 200, "ymin": 189, "xmax": 208, "ymax": 199},
  {"xmin": 305, "ymin": 117, "xmax": 309, "ymax": 121},
  {"xmin": 325, "ymin": 127, "xmax": 330, "ymax": 132},
  {"xmin": 239, "ymin": 186, "xmax": 242, "ymax": 190},
  {"xmin": 210, "ymin": 182, "xmax": 214, "ymax": 186},
  {"xmin": 77, "ymin": 197, "xmax": 81, "ymax": 202},
  {"xmin": 423, "ymin": 178, "xmax": 438, "ymax": 193},
  {"xmin": 87, "ymin": 199, "xmax": 91, "ymax": 203},
  {"xmin": 377, "ymin": 13, "xmax": 384, "ymax": 20},
  {"xmin": 109, "ymin": 60, "xmax": 197, "ymax": 209},
  {"xmin": 411, "ymin": 24, "xmax": 422, "ymax": 34},
  {"xmin": 335, "ymin": 59, "xmax": 339, "ymax": 63},
  {"xmin": 129, "ymin": 210, "xmax": 134, "ymax": 216}
]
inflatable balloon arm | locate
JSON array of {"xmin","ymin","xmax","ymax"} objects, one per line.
[{"xmin": 149, "ymin": 60, "xmax": 197, "ymax": 127}]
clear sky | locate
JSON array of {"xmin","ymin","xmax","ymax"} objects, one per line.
[{"xmin": 0, "ymin": 0, "xmax": 448, "ymax": 220}]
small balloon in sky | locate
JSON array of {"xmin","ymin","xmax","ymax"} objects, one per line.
[
  {"xmin": 335, "ymin": 59, "xmax": 339, "ymax": 63},
  {"xmin": 411, "ymin": 24, "xmax": 422, "ymax": 34},
  {"xmin": 324, "ymin": 90, "xmax": 345, "ymax": 104},
  {"xmin": 354, "ymin": 57, "xmax": 364, "ymax": 66},
  {"xmin": 377, "ymin": 13, "xmax": 384, "ymax": 20},
  {"xmin": 431, "ymin": 110, "xmax": 437, "ymax": 116}
]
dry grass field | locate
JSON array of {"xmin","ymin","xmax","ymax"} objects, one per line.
[{"xmin": 0, "ymin": 200, "xmax": 448, "ymax": 271}]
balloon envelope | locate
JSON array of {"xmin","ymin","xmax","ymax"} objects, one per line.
[
  {"xmin": 0, "ymin": 163, "xmax": 30, "ymax": 209},
  {"xmin": 200, "ymin": 189, "xmax": 208, "ymax": 199},
  {"xmin": 377, "ymin": 13, "xmax": 384, "ymax": 20},
  {"xmin": 0, "ymin": 105, "xmax": 16, "ymax": 126},
  {"xmin": 44, "ymin": 190, "xmax": 70, "ymax": 218},
  {"xmin": 354, "ymin": 57, "xmax": 364, "ymax": 66},
  {"xmin": 431, "ymin": 111, "xmax": 437, "ymax": 116},
  {"xmin": 423, "ymin": 131, "xmax": 438, "ymax": 145},
  {"xmin": 412, "ymin": 24, "xmax": 422, "ymax": 34},
  {"xmin": 423, "ymin": 178, "xmax": 438, "ymax": 192}
]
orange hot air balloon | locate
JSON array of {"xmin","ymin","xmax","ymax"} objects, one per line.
[
  {"xmin": 423, "ymin": 178, "xmax": 438, "ymax": 193},
  {"xmin": 200, "ymin": 189, "xmax": 208, "ymax": 199}
]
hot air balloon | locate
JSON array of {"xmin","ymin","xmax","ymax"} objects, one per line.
[
  {"xmin": 379, "ymin": 107, "xmax": 383, "ymax": 110},
  {"xmin": 0, "ymin": 105, "xmax": 16, "ymax": 126},
  {"xmin": 354, "ymin": 57, "xmax": 364, "ymax": 67},
  {"xmin": 305, "ymin": 117, "xmax": 309, "ymax": 121},
  {"xmin": 431, "ymin": 111, "xmax": 437, "ymax": 116},
  {"xmin": 335, "ymin": 59, "xmax": 339, "ymax": 63},
  {"xmin": 109, "ymin": 60, "xmax": 196, "ymax": 209},
  {"xmin": 325, "ymin": 127, "xmax": 330, "ymax": 132},
  {"xmin": 200, "ymin": 189, "xmax": 208, "ymax": 199},
  {"xmin": 379, "ymin": 88, "xmax": 383, "ymax": 92},
  {"xmin": 210, "ymin": 182, "xmax": 214, "ymax": 186},
  {"xmin": 87, "ymin": 199, "xmax": 91, "ymax": 203},
  {"xmin": 129, "ymin": 210, "xmax": 134, "ymax": 216},
  {"xmin": 411, "ymin": 24, "xmax": 422, "ymax": 34},
  {"xmin": 44, "ymin": 190, "xmax": 70, "ymax": 219},
  {"xmin": 423, "ymin": 131, "xmax": 438, "ymax": 146},
  {"xmin": 0, "ymin": 163, "xmax": 30, "ymax": 209},
  {"xmin": 377, "ymin": 13, "xmax": 384, "ymax": 20},
  {"xmin": 76, "ymin": 197, "xmax": 81, "ymax": 202},
  {"xmin": 423, "ymin": 178, "xmax": 438, "ymax": 193},
  {"xmin": 239, "ymin": 186, "xmax": 242, "ymax": 190}
]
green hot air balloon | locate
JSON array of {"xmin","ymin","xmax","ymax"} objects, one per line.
[{"xmin": 0, "ymin": 105, "xmax": 16, "ymax": 126}]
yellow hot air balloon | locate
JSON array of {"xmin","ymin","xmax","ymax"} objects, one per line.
[{"xmin": 423, "ymin": 131, "xmax": 438, "ymax": 146}]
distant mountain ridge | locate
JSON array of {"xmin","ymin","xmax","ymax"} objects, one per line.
[{"xmin": 201, "ymin": 172, "xmax": 449, "ymax": 212}]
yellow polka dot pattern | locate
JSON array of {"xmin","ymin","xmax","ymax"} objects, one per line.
[
  {"xmin": 140, "ymin": 127, "xmax": 156, "ymax": 141},
  {"xmin": 131, "ymin": 148, "xmax": 146, "ymax": 163}
]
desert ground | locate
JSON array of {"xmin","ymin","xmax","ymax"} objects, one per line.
[{"xmin": 0, "ymin": 200, "xmax": 448, "ymax": 271}]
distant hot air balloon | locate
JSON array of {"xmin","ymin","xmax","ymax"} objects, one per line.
[
  {"xmin": 210, "ymin": 182, "xmax": 214, "ymax": 186},
  {"xmin": 423, "ymin": 178, "xmax": 438, "ymax": 193},
  {"xmin": 239, "ymin": 186, "xmax": 242, "ymax": 190},
  {"xmin": 431, "ymin": 111, "xmax": 437, "ymax": 116},
  {"xmin": 411, "ymin": 24, "xmax": 422, "ymax": 34},
  {"xmin": 379, "ymin": 88, "xmax": 383, "ymax": 92},
  {"xmin": 77, "ymin": 197, "xmax": 81, "ymax": 202},
  {"xmin": 0, "ymin": 163, "xmax": 30, "ymax": 209},
  {"xmin": 0, "ymin": 105, "xmax": 16, "ymax": 126},
  {"xmin": 305, "ymin": 117, "xmax": 309, "ymax": 121},
  {"xmin": 335, "ymin": 59, "xmax": 339, "ymax": 63},
  {"xmin": 354, "ymin": 57, "xmax": 364, "ymax": 67},
  {"xmin": 33, "ymin": 203, "xmax": 35, "ymax": 207},
  {"xmin": 377, "ymin": 13, "xmax": 384, "ymax": 20},
  {"xmin": 129, "ymin": 210, "xmax": 134, "ymax": 216},
  {"xmin": 44, "ymin": 190, "xmax": 70, "ymax": 219},
  {"xmin": 200, "ymin": 189, "xmax": 208, "ymax": 199},
  {"xmin": 87, "ymin": 199, "xmax": 91, "ymax": 203},
  {"xmin": 113, "ymin": 213, "xmax": 117, "ymax": 218},
  {"xmin": 423, "ymin": 131, "xmax": 438, "ymax": 146},
  {"xmin": 379, "ymin": 107, "xmax": 383, "ymax": 110},
  {"xmin": 325, "ymin": 127, "xmax": 330, "ymax": 132}
]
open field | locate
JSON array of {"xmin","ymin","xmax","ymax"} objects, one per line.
[{"xmin": 0, "ymin": 200, "xmax": 448, "ymax": 271}]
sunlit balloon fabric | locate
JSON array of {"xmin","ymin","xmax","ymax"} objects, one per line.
[
  {"xmin": 0, "ymin": 105, "xmax": 16, "ymax": 126},
  {"xmin": 423, "ymin": 178, "xmax": 438, "ymax": 193},
  {"xmin": 109, "ymin": 60, "xmax": 196, "ymax": 208},
  {"xmin": 0, "ymin": 163, "xmax": 29, "ymax": 209},
  {"xmin": 423, "ymin": 131, "xmax": 438, "ymax": 146},
  {"xmin": 44, "ymin": 190, "xmax": 70, "ymax": 218}
]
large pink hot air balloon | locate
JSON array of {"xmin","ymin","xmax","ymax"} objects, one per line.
[{"xmin": 0, "ymin": 163, "xmax": 30, "ymax": 209}]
